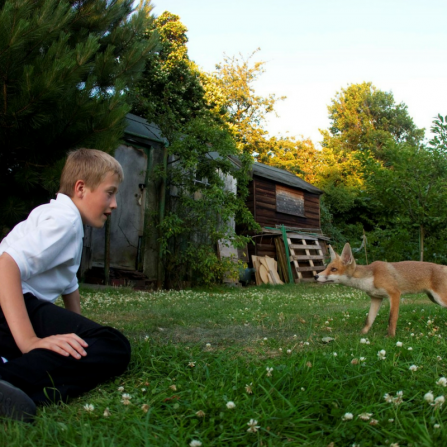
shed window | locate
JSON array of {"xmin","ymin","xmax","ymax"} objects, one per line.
[{"xmin": 276, "ymin": 185, "xmax": 305, "ymax": 217}]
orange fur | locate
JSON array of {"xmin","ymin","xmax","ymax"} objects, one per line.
[{"xmin": 314, "ymin": 243, "xmax": 447, "ymax": 336}]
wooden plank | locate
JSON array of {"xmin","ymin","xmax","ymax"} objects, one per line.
[
  {"xmin": 295, "ymin": 265, "xmax": 325, "ymax": 272},
  {"xmin": 289, "ymin": 243, "xmax": 322, "ymax": 250},
  {"xmin": 290, "ymin": 255, "xmax": 325, "ymax": 261}
]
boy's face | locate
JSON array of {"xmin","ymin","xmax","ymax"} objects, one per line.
[{"xmin": 76, "ymin": 172, "xmax": 120, "ymax": 228}]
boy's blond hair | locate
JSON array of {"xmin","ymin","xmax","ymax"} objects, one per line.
[{"xmin": 59, "ymin": 148, "xmax": 124, "ymax": 197}]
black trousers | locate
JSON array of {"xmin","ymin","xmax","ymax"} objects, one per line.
[{"xmin": 0, "ymin": 294, "xmax": 131, "ymax": 405}]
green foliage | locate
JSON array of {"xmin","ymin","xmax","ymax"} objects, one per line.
[
  {"xmin": 133, "ymin": 13, "xmax": 259, "ymax": 287},
  {"xmin": 322, "ymin": 82, "xmax": 424, "ymax": 156},
  {"xmin": 0, "ymin": 0, "xmax": 157, "ymax": 230},
  {"xmin": 202, "ymin": 49, "xmax": 286, "ymax": 159}
]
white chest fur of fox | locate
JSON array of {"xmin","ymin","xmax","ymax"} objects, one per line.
[{"xmin": 314, "ymin": 243, "xmax": 447, "ymax": 337}]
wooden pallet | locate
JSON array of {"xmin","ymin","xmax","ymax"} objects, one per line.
[{"xmin": 286, "ymin": 233, "xmax": 325, "ymax": 282}]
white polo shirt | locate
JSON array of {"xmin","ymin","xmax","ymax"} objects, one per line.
[{"xmin": 0, "ymin": 194, "xmax": 84, "ymax": 303}]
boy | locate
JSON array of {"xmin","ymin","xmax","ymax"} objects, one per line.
[{"xmin": 0, "ymin": 148, "xmax": 131, "ymax": 422}]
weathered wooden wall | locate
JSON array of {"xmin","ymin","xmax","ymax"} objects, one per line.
[{"xmin": 246, "ymin": 176, "xmax": 321, "ymax": 229}]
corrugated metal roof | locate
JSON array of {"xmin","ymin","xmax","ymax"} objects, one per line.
[
  {"xmin": 125, "ymin": 113, "xmax": 168, "ymax": 145},
  {"xmin": 252, "ymin": 162, "xmax": 323, "ymax": 195}
]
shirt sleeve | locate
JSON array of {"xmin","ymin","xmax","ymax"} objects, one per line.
[
  {"xmin": 5, "ymin": 215, "xmax": 79, "ymax": 282},
  {"xmin": 62, "ymin": 275, "xmax": 79, "ymax": 295}
]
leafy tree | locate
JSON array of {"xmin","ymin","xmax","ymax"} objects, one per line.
[
  {"xmin": 364, "ymin": 142, "xmax": 447, "ymax": 262},
  {"xmin": 315, "ymin": 82, "xmax": 425, "ymax": 245},
  {"xmin": 0, "ymin": 0, "xmax": 157, "ymax": 232},
  {"xmin": 132, "ymin": 11, "xmax": 207, "ymax": 143},
  {"xmin": 322, "ymin": 82, "xmax": 424, "ymax": 156},
  {"xmin": 263, "ymin": 136, "xmax": 318, "ymax": 183},
  {"xmin": 133, "ymin": 12, "xmax": 258, "ymax": 287},
  {"xmin": 202, "ymin": 49, "xmax": 286, "ymax": 159}
]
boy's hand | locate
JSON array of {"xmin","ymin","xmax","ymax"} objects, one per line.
[{"xmin": 24, "ymin": 334, "xmax": 89, "ymax": 359}]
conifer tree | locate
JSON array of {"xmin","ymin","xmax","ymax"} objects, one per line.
[{"xmin": 0, "ymin": 0, "xmax": 157, "ymax": 232}]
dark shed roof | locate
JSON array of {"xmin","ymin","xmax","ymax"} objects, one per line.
[
  {"xmin": 124, "ymin": 113, "xmax": 168, "ymax": 146},
  {"xmin": 252, "ymin": 162, "xmax": 323, "ymax": 195}
]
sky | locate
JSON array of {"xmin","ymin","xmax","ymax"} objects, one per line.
[{"xmin": 151, "ymin": 0, "xmax": 447, "ymax": 145}]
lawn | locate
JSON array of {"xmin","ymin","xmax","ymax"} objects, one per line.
[{"xmin": 2, "ymin": 282, "xmax": 447, "ymax": 446}]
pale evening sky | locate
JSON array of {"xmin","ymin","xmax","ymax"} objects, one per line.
[{"xmin": 152, "ymin": 0, "xmax": 447, "ymax": 146}]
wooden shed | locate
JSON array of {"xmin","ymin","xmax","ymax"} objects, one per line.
[{"xmin": 239, "ymin": 162, "xmax": 328, "ymax": 282}]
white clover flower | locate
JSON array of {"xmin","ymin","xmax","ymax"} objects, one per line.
[
  {"xmin": 226, "ymin": 401, "xmax": 236, "ymax": 409},
  {"xmin": 342, "ymin": 412, "xmax": 353, "ymax": 421},
  {"xmin": 287, "ymin": 349, "xmax": 292, "ymax": 354},
  {"xmin": 247, "ymin": 419, "xmax": 260, "ymax": 433},
  {"xmin": 409, "ymin": 365, "xmax": 418, "ymax": 372},
  {"xmin": 141, "ymin": 404, "xmax": 149, "ymax": 413},
  {"xmin": 83, "ymin": 403, "xmax": 94, "ymax": 412},
  {"xmin": 384, "ymin": 393, "xmax": 394, "ymax": 403},
  {"xmin": 436, "ymin": 377, "xmax": 447, "ymax": 387},
  {"xmin": 263, "ymin": 337, "xmax": 268, "ymax": 341},
  {"xmin": 424, "ymin": 391, "xmax": 434, "ymax": 403},
  {"xmin": 190, "ymin": 440, "xmax": 202, "ymax": 447},
  {"xmin": 245, "ymin": 383, "xmax": 253, "ymax": 394},
  {"xmin": 169, "ymin": 384, "xmax": 177, "ymax": 391},
  {"xmin": 188, "ymin": 361, "xmax": 196, "ymax": 368},
  {"xmin": 141, "ymin": 388, "xmax": 147, "ymax": 392},
  {"xmin": 434, "ymin": 424, "xmax": 441, "ymax": 429},
  {"xmin": 396, "ymin": 341, "xmax": 403, "ymax": 347},
  {"xmin": 122, "ymin": 393, "xmax": 131, "ymax": 399},
  {"xmin": 103, "ymin": 408, "xmax": 110, "ymax": 417},
  {"xmin": 360, "ymin": 338, "xmax": 367, "ymax": 344},
  {"xmin": 266, "ymin": 367, "xmax": 273, "ymax": 377},
  {"xmin": 377, "ymin": 350, "xmax": 386, "ymax": 360},
  {"xmin": 304, "ymin": 342, "xmax": 310, "ymax": 346},
  {"xmin": 408, "ymin": 347, "xmax": 413, "ymax": 351},
  {"xmin": 333, "ymin": 352, "xmax": 338, "ymax": 357},
  {"xmin": 118, "ymin": 386, "xmax": 124, "ymax": 392},
  {"xmin": 357, "ymin": 412, "xmax": 373, "ymax": 421},
  {"xmin": 437, "ymin": 356, "xmax": 442, "ymax": 361},
  {"xmin": 433, "ymin": 395, "xmax": 445, "ymax": 409},
  {"xmin": 205, "ymin": 343, "xmax": 211, "ymax": 348},
  {"xmin": 360, "ymin": 357, "xmax": 366, "ymax": 361}
]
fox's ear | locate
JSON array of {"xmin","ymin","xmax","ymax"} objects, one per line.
[
  {"xmin": 340, "ymin": 243, "xmax": 354, "ymax": 265},
  {"xmin": 329, "ymin": 245, "xmax": 338, "ymax": 262}
]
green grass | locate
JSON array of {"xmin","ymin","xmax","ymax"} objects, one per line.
[{"xmin": 2, "ymin": 283, "xmax": 447, "ymax": 446}]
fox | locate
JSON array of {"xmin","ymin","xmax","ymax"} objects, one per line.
[{"xmin": 314, "ymin": 243, "xmax": 447, "ymax": 337}]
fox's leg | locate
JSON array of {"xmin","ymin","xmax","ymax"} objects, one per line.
[
  {"xmin": 387, "ymin": 290, "xmax": 401, "ymax": 337},
  {"xmin": 361, "ymin": 296, "xmax": 383, "ymax": 334}
]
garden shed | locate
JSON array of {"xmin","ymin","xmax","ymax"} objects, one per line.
[
  {"xmin": 81, "ymin": 113, "xmax": 167, "ymax": 287},
  {"xmin": 238, "ymin": 162, "xmax": 328, "ymax": 282}
]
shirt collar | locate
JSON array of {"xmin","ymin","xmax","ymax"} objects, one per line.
[{"xmin": 54, "ymin": 193, "xmax": 84, "ymax": 236}]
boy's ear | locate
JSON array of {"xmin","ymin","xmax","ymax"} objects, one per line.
[
  {"xmin": 340, "ymin": 243, "xmax": 355, "ymax": 266},
  {"xmin": 73, "ymin": 180, "xmax": 86, "ymax": 198}
]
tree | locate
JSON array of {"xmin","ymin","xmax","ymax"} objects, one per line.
[
  {"xmin": 322, "ymin": 82, "xmax": 424, "ymax": 156},
  {"xmin": 364, "ymin": 142, "xmax": 447, "ymax": 262},
  {"xmin": 263, "ymin": 136, "xmax": 318, "ymax": 184},
  {"xmin": 202, "ymin": 49, "xmax": 286, "ymax": 159},
  {"xmin": 133, "ymin": 12, "xmax": 258, "ymax": 287},
  {"xmin": 132, "ymin": 11, "xmax": 208, "ymax": 143},
  {"xmin": 0, "ymin": 0, "xmax": 157, "ymax": 232},
  {"xmin": 314, "ymin": 82, "xmax": 426, "ymax": 245}
]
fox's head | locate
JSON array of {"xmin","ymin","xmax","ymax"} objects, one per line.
[{"xmin": 314, "ymin": 243, "xmax": 356, "ymax": 284}]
